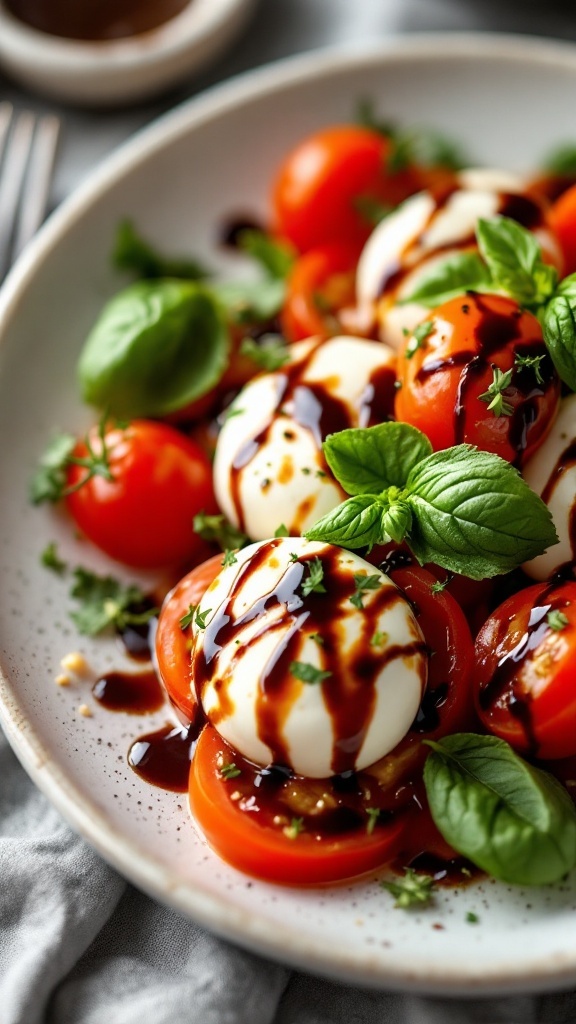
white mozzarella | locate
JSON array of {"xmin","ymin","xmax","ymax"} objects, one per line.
[
  {"xmin": 522, "ymin": 395, "xmax": 576, "ymax": 580},
  {"xmin": 191, "ymin": 538, "xmax": 427, "ymax": 778},
  {"xmin": 213, "ymin": 335, "xmax": 397, "ymax": 541}
]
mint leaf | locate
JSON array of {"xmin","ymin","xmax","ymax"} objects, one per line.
[
  {"xmin": 404, "ymin": 251, "xmax": 491, "ymax": 307},
  {"xmin": 424, "ymin": 733, "xmax": 576, "ymax": 885},
  {"xmin": 305, "ymin": 494, "xmax": 385, "ymax": 549},
  {"xmin": 405, "ymin": 445, "xmax": 558, "ymax": 579},
  {"xmin": 542, "ymin": 274, "xmax": 576, "ymax": 392},
  {"xmin": 476, "ymin": 216, "xmax": 558, "ymax": 307},
  {"xmin": 323, "ymin": 422, "xmax": 432, "ymax": 496}
]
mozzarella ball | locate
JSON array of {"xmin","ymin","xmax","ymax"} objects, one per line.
[
  {"xmin": 213, "ymin": 335, "xmax": 397, "ymax": 540},
  {"xmin": 190, "ymin": 538, "xmax": 427, "ymax": 778},
  {"xmin": 522, "ymin": 394, "xmax": 576, "ymax": 580},
  {"xmin": 355, "ymin": 169, "xmax": 562, "ymax": 349}
]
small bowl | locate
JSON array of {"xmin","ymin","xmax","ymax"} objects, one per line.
[{"xmin": 0, "ymin": 0, "xmax": 258, "ymax": 106}]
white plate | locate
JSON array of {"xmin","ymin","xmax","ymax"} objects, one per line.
[{"xmin": 1, "ymin": 34, "xmax": 576, "ymax": 996}]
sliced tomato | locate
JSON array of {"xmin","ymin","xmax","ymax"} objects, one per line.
[
  {"xmin": 280, "ymin": 242, "xmax": 359, "ymax": 342},
  {"xmin": 189, "ymin": 726, "xmax": 408, "ymax": 884},
  {"xmin": 474, "ymin": 579, "xmax": 576, "ymax": 760},
  {"xmin": 155, "ymin": 555, "xmax": 223, "ymax": 723},
  {"xmin": 550, "ymin": 182, "xmax": 576, "ymax": 274}
]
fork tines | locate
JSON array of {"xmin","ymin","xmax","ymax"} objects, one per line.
[{"xmin": 0, "ymin": 102, "xmax": 60, "ymax": 281}]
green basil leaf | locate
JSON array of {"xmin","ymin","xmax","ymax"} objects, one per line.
[
  {"xmin": 237, "ymin": 229, "xmax": 295, "ymax": 280},
  {"xmin": 113, "ymin": 220, "xmax": 208, "ymax": 281},
  {"xmin": 78, "ymin": 280, "xmax": 229, "ymax": 418},
  {"xmin": 542, "ymin": 274, "xmax": 576, "ymax": 392},
  {"xmin": 305, "ymin": 494, "xmax": 385, "ymax": 549},
  {"xmin": 323, "ymin": 422, "xmax": 432, "ymax": 496},
  {"xmin": 424, "ymin": 734, "xmax": 576, "ymax": 886},
  {"xmin": 403, "ymin": 251, "xmax": 491, "ymax": 307},
  {"xmin": 541, "ymin": 143, "xmax": 576, "ymax": 177},
  {"xmin": 405, "ymin": 445, "xmax": 558, "ymax": 579},
  {"xmin": 213, "ymin": 278, "xmax": 285, "ymax": 325},
  {"xmin": 476, "ymin": 216, "xmax": 557, "ymax": 306}
]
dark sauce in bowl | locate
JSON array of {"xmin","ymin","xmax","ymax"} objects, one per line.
[{"xmin": 5, "ymin": 0, "xmax": 191, "ymax": 41}]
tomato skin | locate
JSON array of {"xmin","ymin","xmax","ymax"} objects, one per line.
[
  {"xmin": 272, "ymin": 125, "xmax": 419, "ymax": 253},
  {"xmin": 280, "ymin": 242, "xmax": 359, "ymax": 342},
  {"xmin": 155, "ymin": 555, "xmax": 222, "ymax": 722},
  {"xmin": 189, "ymin": 726, "xmax": 408, "ymax": 884},
  {"xmin": 550, "ymin": 182, "xmax": 576, "ymax": 274},
  {"xmin": 394, "ymin": 293, "xmax": 561, "ymax": 465},
  {"xmin": 65, "ymin": 420, "xmax": 216, "ymax": 569},
  {"xmin": 474, "ymin": 580, "xmax": 576, "ymax": 760}
]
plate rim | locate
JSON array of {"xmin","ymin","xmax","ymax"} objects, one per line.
[{"xmin": 2, "ymin": 31, "xmax": 576, "ymax": 995}]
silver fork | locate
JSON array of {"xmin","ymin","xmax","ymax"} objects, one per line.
[{"xmin": 0, "ymin": 103, "xmax": 60, "ymax": 281}]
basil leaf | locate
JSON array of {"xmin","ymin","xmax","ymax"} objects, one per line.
[
  {"xmin": 541, "ymin": 143, "xmax": 576, "ymax": 177},
  {"xmin": 424, "ymin": 734, "xmax": 576, "ymax": 885},
  {"xmin": 213, "ymin": 278, "xmax": 285, "ymax": 325},
  {"xmin": 237, "ymin": 229, "xmax": 295, "ymax": 280},
  {"xmin": 78, "ymin": 280, "xmax": 229, "ymax": 418},
  {"xmin": 405, "ymin": 445, "xmax": 558, "ymax": 579},
  {"xmin": 305, "ymin": 494, "xmax": 385, "ymax": 549},
  {"xmin": 404, "ymin": 251, "xmax": 491, "ymax": 307},
  {"xmin": 113, "ymin": 220, "xmax": 208, "ymax": 281},
  {"xmin": 542, "ymin": 274, "xmax": 576, "ymax": 392},
  {"xmin": 477, "ymin": 216, "xmax": 557, "ymax": 307},
  {"xmin": 324, "ymin": 422, "xmax": 432, "ymax": 496}
]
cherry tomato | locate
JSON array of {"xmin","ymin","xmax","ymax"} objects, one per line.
[
  {"xmin": 189, "ymin": 726, "xmax": 408, "ymax": 884},
  {"xmin": 155, "ymin": 555, "xmax": 223, "ymax": 722},
  {"xmin": 395, "ymin": 293, "xmax": 561, "ymax": 465},
  {"xmin": 65, "ymin": 419, "xmax": 216, "ymax": 569},
  {"xmin": 550, "ymin": 182, "xmax": 576, "ymax": 274},
  {"xmin": 272, "ymin": 125, "xmax": 420, "ymax": 253},
  {"xmin": 280, "ymin": 242, "xmax": 359, "ymax": 342},
  {"xmin": 474, "ymin": 579, "xmax": 576, "ymax": 760}
]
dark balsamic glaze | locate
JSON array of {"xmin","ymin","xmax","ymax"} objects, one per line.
[
  {"xmin": 227, "ymin": 339, "xmax": 397, "ymax": 532},
  {"xmin": 191, "ymin": 540, "xmax": 427, "ymax": 776},
  {"xmin": 416, "ymin": 294, "xmax": 559, "ymax": 463},
  {"xmin": 92, "ymin": 670, "xmax": 164, "ymax": 714},
  {"xmin": 477, "ymin": 578, "xmax": 576, "ymax": 755},
  {"xmin": 5, "ymin": 0, "xmax": 190, "ymax": 39},
  {"xmin": 128, "ymin": 721, "xmax": 200, "ymax": 793}
]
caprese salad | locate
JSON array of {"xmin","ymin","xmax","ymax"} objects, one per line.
[{"xmin": 33, "ymin": 111, "xmax": 576, "ymax": 898}]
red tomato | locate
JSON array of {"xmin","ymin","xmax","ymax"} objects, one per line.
[
  {"xmin": 65, "ymin": 420, "xmax": 216, "ymax": 569},
  {"xmin": 272, "ymin": 125, "xmax": 420, "ymax": 253},
  {"xmin": 280, "ymin": 242, "xmax": 359, "ymax": 342},
  {"xmin": 550, "ymin": 182, "xmax": 576, "ymax": 274},
  {"xmin": 474, "ymin": 579, "xmax": 576, "ymax": 760},
  {"xmin": 394, "ymin": 293, "xmax": 561, "ymax": 465},
  {"xmin": 189, "ymin": 726, "xmax": 408, "ymax": 884},
  {"xmin": 155, "ymin": 555, "xmax": 223, "ymax": 723}
]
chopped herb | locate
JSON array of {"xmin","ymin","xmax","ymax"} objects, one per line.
[
  {"xmin": 430, "ymin": 577, "xmax": 450, "ymax": 594},
  {"xmin": 547, "ymin": 609, "xmax": 570, "ymax": 631},
  {"xmin": 289, "ymin": 661, "xmax": 332, "ymax": 685},
  {"xmin": 380, "ymin": 868, "xmax": 436, "ymax": 910},
  {"xmin": 301, "ymin": 557, "xmax": 326, "ymax": 597},
  {"xmin": 354, "ymin": 194, "xmax": 394, "ymax": 226},
  {"xmin": 179, "ymin": 604, "xmax": 197, "ymax": 630},
  {"xmin": 406, "ymin": 320, "xmax": 434, "ymax": 359},
  {"xmin": 514, "ymin": 352, "xmax": 546, "ymax": 385},
  {"xmin": 350, "ymin": 572, "xmax": 382, "ymax": 609},
  {"xmin": 301, "ymin": 467, "xmax": 312, "ymax": 475},
  {"xmin": 113, "ymin": 219, "xmax": 208, "ymax": 280},
  {"xmin": 69, "ymin": 568, "xmax": 158, "ymax": 637},
  {"xmin": 466, "ymin": 911, "xmax": 480, "ymax": 924},
  {"xmin": 274, "ymin": 523, "xmax": 289, "ymax": 538},
  {"xmin": 223, "ymin": 405, "xmax": 245, "ymax": 421},
  {"xmin": 220, "ymin": 762, "xmax": 241, "ymax": 780},
  {"xmin": 283, "ymin": 816, "xmax": 304, "ymax": 839},
  {"xmin": 41, "ymin": 541, "xmax": 67, "ymax": 574},
  {"xmin": 236, "ymin": 229, "xmax": 295, "ymax": 280},
  {"xmin": 221, "ymin": 549, "xmax": 238, "ymax": 567},
  {"xmin": 30, "ymin": 432, "xmax": 77, "ymax": 504},
  {"xmin": 366, "ymin": 807, "xmax": 381, "ymax": 835},
  {"xmin": 370, "ymin": 630, "xmax": 389, "ymax": 648},
  {"xmin": 240, "ymin": 335, "xmax": 291, "ymax": 371},
  {"xmin": 478, "ymin": 367, "xmax": 514, "ymax": 418},
  {"xmin": 195, "ymin": 607, "xmax": 212, "ymax": 630},
  {"xmin": 316, "ymin": 469, "xmax": 327, "ymax": 479},
  {"xmin": 193, "ymin": 511, "xmax": 248, "ymax": 552},
  {"xmin": 289, "ymin": 552, "xmax": 299, "ymax": 563},
  {"xmin": 309, "ymin": 632, "xmax": 324, "ymax": 645}
]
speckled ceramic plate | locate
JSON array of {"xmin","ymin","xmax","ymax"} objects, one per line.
[{"xmin": 1, "ymin": 34, "xmax": 576, "ymax": 996}]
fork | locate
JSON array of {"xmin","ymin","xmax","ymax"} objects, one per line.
[{"xmin": 0, "ymin": 102, "xmax": 60, "ymax": 281}]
